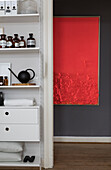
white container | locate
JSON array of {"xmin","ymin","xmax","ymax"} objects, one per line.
[
  {"xmin": 19, "ymin": 0, "xmax": 37, "ymax": 14},
  {"xmin": 11, "ymin": 0, "xmax": 17, "ymax": 15},
  {"xmin": 5, "ymin": 1, "xmax": 12, "ymax": 15},
  {"xmin": 0, "ymin": 1, "xmax": 5, "ymax": 15}
]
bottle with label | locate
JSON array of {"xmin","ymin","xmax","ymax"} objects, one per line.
[
  {"xmin": 7, "ymin": 36, "xmax": 14, "ymax": 48},
  {"xmin": 0, "ymin": 34, "xmax": 7, "ymax": 48},
  {"xmin": 27, "ymin": 33, "xmax": 36, "ymax": 48},
  {"xmin": 6, "ymin": 1, "xmax": 11, "ymax": 15},
  {"xmin": 3, "ymin": 76, "xmax": 8, "ymax": 86},
  {"xmin": 0, "ymin": 76, "xmax": 3, "ymax": 86},
  {"xmin": 19, "ymin": 36, "xmax": 26, "ymax": 48},
  {"xmin": 13, "ymin": 34, "xmax": 20, "ymax": 48}
]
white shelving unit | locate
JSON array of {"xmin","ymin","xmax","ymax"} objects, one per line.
[{"xmin": 0, "ymin": 0, "xmax": 44, "ymax": 169}]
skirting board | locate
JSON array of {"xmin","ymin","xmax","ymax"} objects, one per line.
[{"xmin": 54, "ymin": 136, "xmax": 111, "ymax": 143}]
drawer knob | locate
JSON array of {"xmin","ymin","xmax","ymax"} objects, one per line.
[
  {"xmin": 5, "ymin": 127, "xmax": 9, "ymax": 131},
  {"xmin": 5, "ymin": 112, "xmax": 9, "ymax": 116}
]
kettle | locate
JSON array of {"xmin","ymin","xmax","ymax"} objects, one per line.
[{"xmin": 8, "ymin": 68, "xmax": 35, "ymax": 84}]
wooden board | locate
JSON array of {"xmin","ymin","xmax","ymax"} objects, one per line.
[{"xmin": 12, "ymin": 83, "xmax": 36, "ymax": 86}]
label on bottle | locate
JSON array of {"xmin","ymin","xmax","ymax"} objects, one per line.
[
  {"xmin": 0, "ymin": 82, "xmax": 3, "ymax": 85},
  {"xmin": 0, "ymin": 40, "xmax": 6, "ymax": 48},
  {"xmin": 15, "ymin": 42, "xmax": 19, "ymax": 47},
  {"xmin": 7, "ymin": 41, "xmax": 12, "ymax": 47},
  {"xmin": 19, "ymin": 41, "xmax": 24, "ymax": 47},
  {"xmin": 27, "ymin": 40, "xmax": 35, "ymax": 46}
]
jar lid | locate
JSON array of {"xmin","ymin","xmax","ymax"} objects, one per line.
[
  {"xmin": 20, "ymin": 36, "xmax": 24, "ymax": 38},
  {"xmin": 14, "ymin": 34, "xmax": 18, "ymax": 37},
  {"xmin": 29, "ymin": 33, "xmax": 33, "ymax": 36},
  {"xmin": 8, "ymin": 36, "xmax": 13, "ymax": 38},
  {"xmin": 1, "ymin": 34, "xmax": 6, "ymax": 37}
]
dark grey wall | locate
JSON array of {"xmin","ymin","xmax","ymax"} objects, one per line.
[{"xmin": 54, "ymin": 0, "xmax": 111, "ymax": 136}]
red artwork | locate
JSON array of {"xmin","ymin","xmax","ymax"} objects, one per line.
[{"xmin": 53, "ymin": 17, "xmax": 100, "ymax": 105}]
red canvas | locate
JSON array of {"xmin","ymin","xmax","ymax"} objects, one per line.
[{"xmin": 53, "ymin": 17, "xmax": 100, "ymax": 105}]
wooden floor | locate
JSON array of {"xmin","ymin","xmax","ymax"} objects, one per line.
[
  {"xmin": 1, "ymin": 143, "xmax": 111, "ymax": 170},
  {"xmin": 51, "ymin": 143, "xmax": 111, "ymax": 170}
]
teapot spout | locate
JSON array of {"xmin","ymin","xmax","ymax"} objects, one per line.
[{"xmin": 8, "ymin": 68, "xmax": 19, "ymax": 81}]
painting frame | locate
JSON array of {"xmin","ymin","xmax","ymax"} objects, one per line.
[{"xmin": 53, "ymin": 16, "xmax": 100, "ymax": 105}]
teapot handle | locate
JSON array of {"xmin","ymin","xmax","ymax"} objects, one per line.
[{"xmin": 26, "ymin": 69, "xmax": 35, "ymax": 80}]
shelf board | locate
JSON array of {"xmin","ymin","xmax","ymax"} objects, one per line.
[
  {"xmin": 0, "ymin": 13, "xmax": 39, "ymax": 18},
  {"xmin": 0, "ymin": 13, "xmax": 40, "ymax": 23},
  {"xmin": 0, "ymin": 47, "xmax": 40, "ymax": 52},
  {"xmin": 0, "ymin": 163, "xmax": 40, "ymax": 167},
  {"xmin": 0, "ymin": 106, "xmax": 40, "ymax": 109},
  {"xmin": 0, "ymin": 85, "xmax": 40, "ymax": 89},
  {"xmin": 0, "ymin": 155, "xmax": 40, "ymax": 167}
]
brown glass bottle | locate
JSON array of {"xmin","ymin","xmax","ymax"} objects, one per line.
[
  {"xmin": 7, "ymin": 36, "xmax": 14, "ymax": 48},
  {"xmin": 19, "ymin": 36, "xmax": 26, "ymax": 48},
  {"xmin": 3, "ymin": 76, "xmax": 8, "ymax": 86},
  {"xmin": 27, "ymin": 33, "xmax": 36, "ymax": 48},
  {"xmin": 0, "ymin": 34, "xmax": 7, "ymax": 48},
  {"xmin": 13, "ymin": 34, "xmax": 20, "ymax": 48}
]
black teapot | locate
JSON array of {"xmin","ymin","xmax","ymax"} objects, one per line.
[{"xmin": 8, "ymin": 68, "xmax": 35, "ymax": 83}]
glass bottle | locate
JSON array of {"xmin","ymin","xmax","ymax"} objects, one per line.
[
  {"xmin": 0, "ymin": 76, "xmax": 3, "ymax": 86},
  {"xmin": 7, "ymin": 36, "xmax": 14, "ymax": 48},
  {"xmin": 19, "ymin": 36, "xmax": 26, "ymax": 48},
  {"xmin": 0, "ymin": 34, "xmax": 7, "ymax": 48},
  {"xmin": 13, "ymin": 34, "xmax": 20, "ymax": 48},
  {"xmin": 3, "ymin": 76, "xmax": 8, "ymax": 86},
  {"xmin": 27, "ymin": 33, "xmax": 36, "ymax": 48}
]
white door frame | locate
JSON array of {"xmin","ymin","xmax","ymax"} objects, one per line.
[{"xmin": 43, "ymin": 0, "xmax": 53, "ymax": 168}]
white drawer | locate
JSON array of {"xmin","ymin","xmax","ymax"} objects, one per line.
[
  {"xmin": 0, "ymin": 125, "xmax": 40, "ymax": 141},
  {"xmin": 0, "ymin": 109, "xmax": 39, "ymax": 124}
]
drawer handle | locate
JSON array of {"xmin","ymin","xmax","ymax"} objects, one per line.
[
  {"xmin": 5, "ymin": 127, "xmax": 9, "ymax": 131},
  {"xmin": 5, "ymin": 112, "xmax": 9, "ymax": 116}
]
